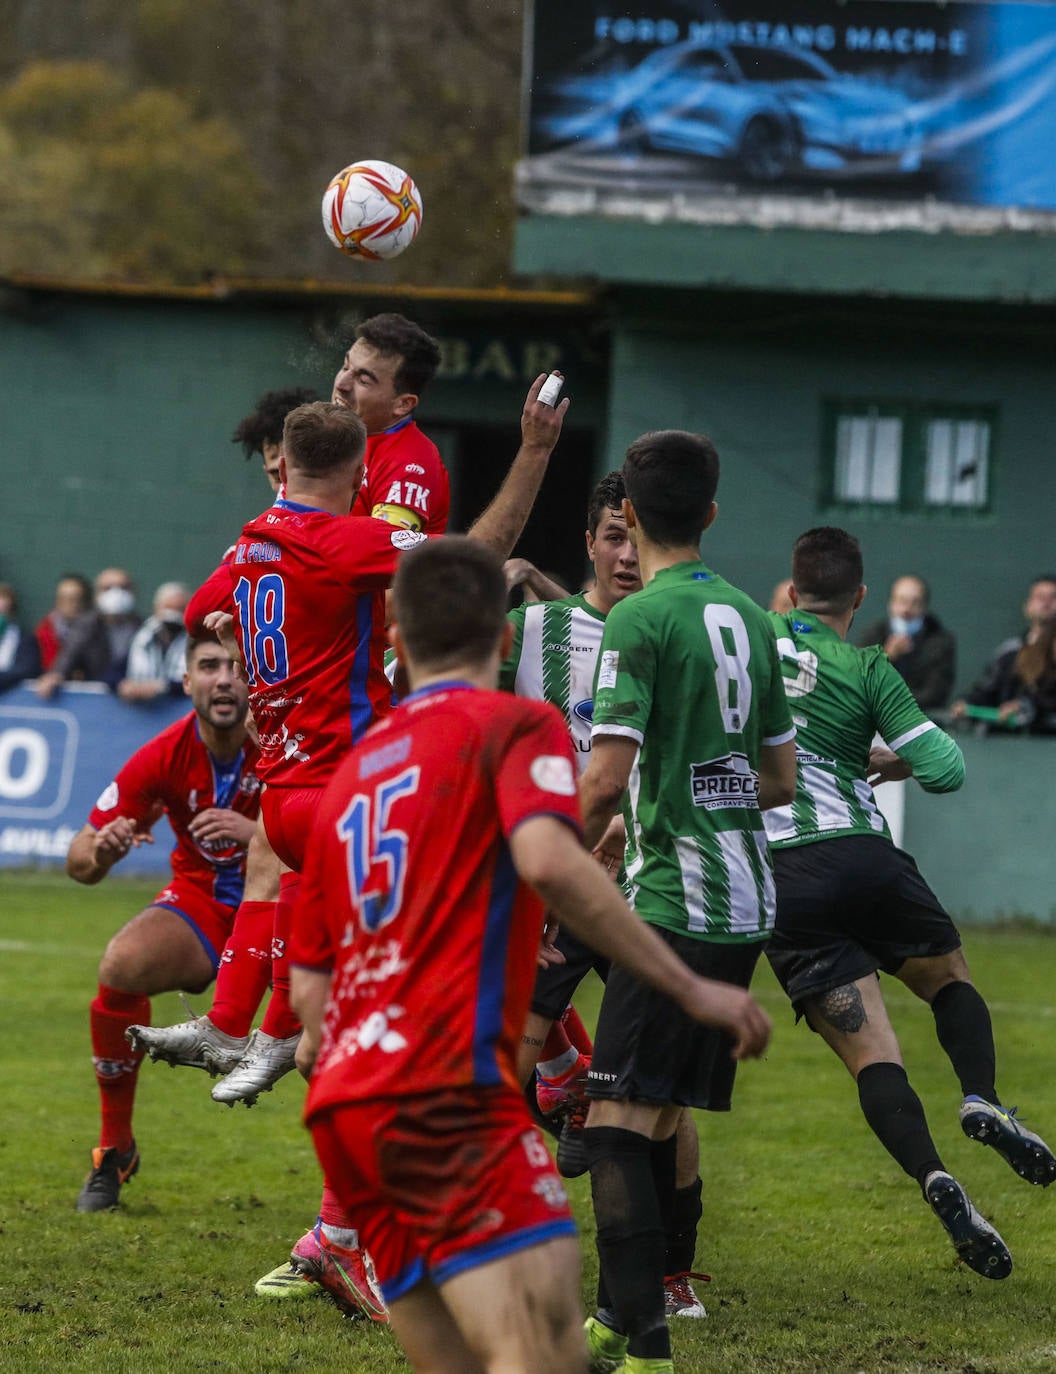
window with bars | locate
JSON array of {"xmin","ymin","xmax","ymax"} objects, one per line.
[{"xmin": 822, "ymin": 401, "xmax": 994, "ymax": 514}]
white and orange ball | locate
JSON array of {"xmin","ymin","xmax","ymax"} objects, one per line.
[{"xmin": 321, "ymin": 160, "xmax": 423, "ymax": 262}]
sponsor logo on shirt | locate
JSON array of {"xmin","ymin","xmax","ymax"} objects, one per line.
[
  {"xmin": 530, "ymin": 754, "xmax": 576, "ymax": 796},
  {"xmin": 532, "ymin": 1176, "xmax": 569, "ymax": 1210},
  {"xmin": 403, "ymin": 463, "xmax": 426, "ymax": 476},
  {"xmin": 542, "ymin": 643, "xmax": 595, "ymax": 654},
  {"xmin": 390, "ymin": 528, "xmax": 427, "ymax": 551},
  {"xmin": 350, "ymin": 1005, "xmax": 408, "ymax": 1054},
  {"xmin": 689, "ymin": 752, "xmax": 759, "ymax": 810},
  {"xmin": 572, "ymin": 698, "xmax": 594, "ymax": 724},
  {"xmin": 794, "ymin": 748, "xmax": 834, "ymax": 768},
  {"xmin": 96, "ymin": 782, "xmax": 119, "ymax": 811},
  {"xmin": 597, "ymin": 650, "xmax": 619, "ymax": 691},
  {"xmin": 384, "ymin": 479, "xmax": 431, "ymax": 512}
]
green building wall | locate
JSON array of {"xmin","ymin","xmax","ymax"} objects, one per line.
[
  {"xmin": 1, "ymin": 283, "xmax": 607, "ymax": 624},
  {"xmin": 603, "ymin": 294, "xmax": 1055, "ymax": 696}
]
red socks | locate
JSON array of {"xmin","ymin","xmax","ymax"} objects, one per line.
[
  {"xmin": 209, "ymin": 900, "xmax": 276, "ymax": 1037},
  {"xmin": 320, "ymin": 1181, "xmax": 358, "ymax": 1231},
  {"xmin": 260, "ymin": 873, "xmax": 302, "ymax": 1040},
  {"xmin": 90, "ymin": 984, "xmax": 150, "ymax": 1152},
  {"xmin": 561, "ymin": 1003, "xmax": 594, "ymax": 1056}
]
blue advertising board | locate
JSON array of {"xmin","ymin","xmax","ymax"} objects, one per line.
[
  {"xmin": 520, "ymin": 2, "xmax": 1056, "ymax": 213},
  {"xmin": 0, "ymin": 685, "xmax": 186, "ymax": 874}
]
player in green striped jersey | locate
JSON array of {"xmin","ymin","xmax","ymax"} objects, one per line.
[
  {"xmin": 577, "ymin": 430, "xmax": 795, "ymax": 1373},
  {"xmin": 501, "ymin": 475, "xmax": 713, "ymax": 1320},
  {"xmin": 501, "ymin": 472, "xmax": 640, "ymax": 772},
  {"xmin": 765, "ymin": 526, "xmax": 1055, "ymax": 1282},
  {"xmin": 502, "ymin": 474, "xmax": 637, "ymax": 1110}
]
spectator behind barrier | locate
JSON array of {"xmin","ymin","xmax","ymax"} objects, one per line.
[
  {"xmin": 857, "ymin": 574, "xmax": 956, "ymax": 711},
  {"xmin": 35, "ymin": 573, "xmax": 92, "ymax": 670},
  {"xmin": 0, "ymin": 581, "xmax": 42, "ymax": 693},
  {"xmin": 954, "ymin": 619, "xmax": 1056, "ymax": 735},
  {"xmin": 35, "ymin": 568, "xmax": 141, "ymax": 699},
  {"xmin": 951, "ymin": 573, "xmax": 1056, "ymax": 733},
  {"xmin": 118, "ymin": 582, "xmax": 191, "ymax": 703}
]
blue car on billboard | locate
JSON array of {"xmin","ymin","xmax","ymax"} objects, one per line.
[{"xmin": 537, "ymin": 40, "xmax": 924, "ymax": 183}]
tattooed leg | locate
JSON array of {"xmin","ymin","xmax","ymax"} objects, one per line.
[{"xmin": 806, "ymin": 975, "xmax": 944, "ymax": 1184}]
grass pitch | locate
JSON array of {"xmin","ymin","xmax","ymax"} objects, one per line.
[{"xmin": 3, "ymin": 871, "xmax": 1056, "ymax": 1372}]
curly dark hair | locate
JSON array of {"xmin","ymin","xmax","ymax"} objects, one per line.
[
  {"xmin": 232, "ymin": 387, "xmax": 320, "ymax": 459},
  {"xmin": 587, "ymin": 471, "xmax": 626, "ymax": 536}
]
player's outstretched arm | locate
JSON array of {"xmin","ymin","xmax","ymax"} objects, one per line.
[
  {"xmin": 464, "ymin": 374, "xmax": 570, "ymax": 560},
  {"xmin": 511, "ymin": 816, "xmax": 771, "ymax": 1060},
  {"xmin": 504, "ymin": 558, "xmax": 569, "ymax": 604},
  {"xmin": 203, "ymin": 611, "xmax": 246, "ymax": 678},
  {"xmin": 66, "ymin": 819, "xmax": 153, "ymax": 885}
]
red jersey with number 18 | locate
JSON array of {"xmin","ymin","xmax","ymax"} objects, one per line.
[
  {"xmin": 229, "ymin": 496, "xmax": 429, "ymax": 789},
  {"xmin": 290, "ymin": 683, "xmax": 582, "ymax": 1117}
]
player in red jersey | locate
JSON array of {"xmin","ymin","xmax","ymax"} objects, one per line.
[
  {"xmin": 231, "ymin": 385, "xmax": 566, "ymax": 865},
  {"xmin": 144, "ymin": 327, "xmax": 454, "ymax": 1120},
  {"xmin": 221, "ymin": 380, "xmax": 568, "ymax": 1305},
  {"xmin": 288, "ymin": 538, "xmax": 771, "ymax": 1373},
  {"xmin": 334, "ymin": 313, "xmax": 449, "ymax": 533},
  {"xmin": 67, "ymin": 638, "xmax": 261, "ymax": 1212},
  {"xmin": 184, "ymin": 313, "xmax": 450, "ymax": 635}
]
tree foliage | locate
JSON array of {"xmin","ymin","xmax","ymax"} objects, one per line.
[
  {"xmin": 0, "ymin": 59, "xmax": 265, "ymax": 279},
  {"xmin": 0, "ymin": 0, "xmax": 526, "ymax": 286}
]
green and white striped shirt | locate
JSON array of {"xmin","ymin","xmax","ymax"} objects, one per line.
[
  {"xmin": 764, "ymin": 610, "xmax": 965, "ymax": 849},
  {"xmin": 591, "ymin": 562, "xmax": 795, "ymax": 943},
  {"xmin": 500, "ymin": 593, "xmax": 606, "ymax": 776}
]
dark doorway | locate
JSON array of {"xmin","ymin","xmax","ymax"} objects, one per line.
[{"xmin": 446, "ymin": 423, "xmax": 598, "ymax": 594}]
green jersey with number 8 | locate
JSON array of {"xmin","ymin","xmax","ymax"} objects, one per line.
[
  {"xmin": 591, "ymin": 561, "xmax": 795, "ymax": 943},
  {"xmin": 763, "ymin": 610, "xmax": 965, "ymax": 849}
]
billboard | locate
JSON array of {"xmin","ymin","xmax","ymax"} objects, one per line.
[
  {"xmin": 0, "ymin": 685, "xmax": 185, "ymax": 874},
  {"xmin": 519, "ymin": 2, "xmax": 1056, "ymax": 225}
]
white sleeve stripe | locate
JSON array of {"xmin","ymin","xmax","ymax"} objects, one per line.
[
  {"xmin": 763, "ymin": 726, "xmax": 797, "ymax": 747},
  {"xmin": 887, "ymin": 721, "xmax": 936, "ymax": 752},
  {"xmin": 591, "ymin": 723, "xmax": 645, "ymax": 745}
]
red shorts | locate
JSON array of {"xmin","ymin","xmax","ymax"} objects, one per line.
[
  {"xmin": 151, "ymin": 879, "xmax": 238, "ymax": 971},
  {"xmin": 261, "ymin": 786, "xmax": 321, "ymax": 872},
  {"xmin": 310, "ymin": 1086, "xmax": 576, "ymax": 1304}
]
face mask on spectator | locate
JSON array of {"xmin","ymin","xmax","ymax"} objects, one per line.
[
  {"xmin": 158, "ymin": 608, "xmax": 186, "ymax": 626},
  {"xmin": 97, "ymin": 587, "xmax": 135, "ymax": 616},
  {"xmin": 890, "ymin": 614, "xmax": 923, "ymax": 637}
]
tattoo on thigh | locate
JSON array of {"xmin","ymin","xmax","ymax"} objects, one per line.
[
  {"xmin": 522, "ymin": 1034, "xmax": 545, "ymax": 1048},
  {"xmin": 815, "ymin": 984, "xmax": 867, "ymax": 1033}
]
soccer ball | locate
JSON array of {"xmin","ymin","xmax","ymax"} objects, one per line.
[{"xmin": 321, "ymin": 160, "xmax": 423, "ymax": 262}]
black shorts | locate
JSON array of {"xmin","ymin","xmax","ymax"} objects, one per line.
[
  {"xmin": 530, "ymin": 927, "xmax": 610, "ymax": 1021},
  {"xmin": 587, "ymin": 928, "xmax": 764, "ymax": 1111},
  {"xmin": 767, "ymin": 835, "xmax": 961, "ymax": 1015}
]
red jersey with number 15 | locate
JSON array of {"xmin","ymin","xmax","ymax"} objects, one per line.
[
  {"xmin": 229, "ymin": 496, "xmax": 429, "ymax": 789},
  {"xmin": 291, "ymin": 684, "xmax": 582, "ymax": 1117}
]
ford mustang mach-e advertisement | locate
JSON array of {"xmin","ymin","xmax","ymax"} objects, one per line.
[{"xmin": 521, "ymin": 2, "xmax": 1056, "ymax": 211}]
